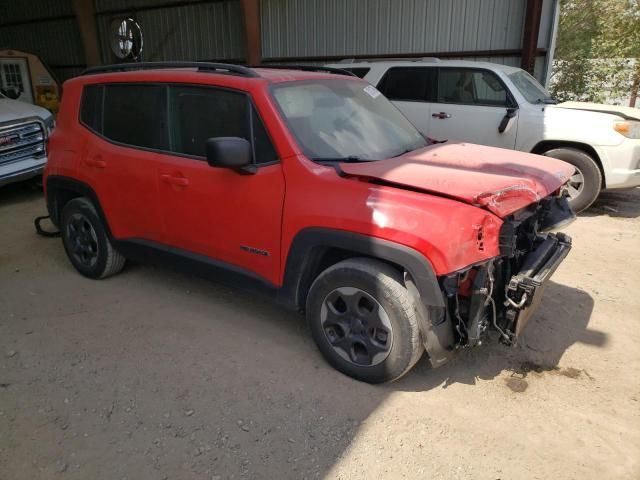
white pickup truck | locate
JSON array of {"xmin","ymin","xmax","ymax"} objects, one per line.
[
  {"xmin": 328, "ymin": 59, "xmax": 640, "ymax": 212},
  {"xmin": 0, "ymin": 88, "xmax": 54, "ymax": 187}
]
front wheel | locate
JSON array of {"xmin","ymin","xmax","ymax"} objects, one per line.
[
  {"xmin": 306, "ymin": 258, "xmax": 423, "ymax": 384},
  {"xmin": 542, "ymin": 147, "xmax": 602, "ymax": 213}
]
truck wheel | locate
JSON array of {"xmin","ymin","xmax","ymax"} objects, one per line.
[
  {"xmin": 60, "ymin": 197, "xmax": 126, "ymax": 279},
  {"xmin": 306, "ymin": 258, "xmax": 423, "ymax": 384},
  {"xmin": 542, "ymin": 147, "xmax": 602, "ymax": 213}
]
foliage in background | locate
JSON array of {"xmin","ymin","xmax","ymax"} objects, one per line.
[{"xmin": 550, "ymin": 0, "xmax": 640, "ymax": 105}]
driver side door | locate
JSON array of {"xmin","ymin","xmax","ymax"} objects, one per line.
[
  {"xmin": 426, "ymin": 68, "xmax": 518, "ymax": 148},
  {"xmin": 156, "ymin": 85, "xmax": 285, "ymax": 284}
]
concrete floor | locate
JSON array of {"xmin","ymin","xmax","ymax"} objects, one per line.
[{"xmin": 1, "ymin": 183, "xmax": 639, "ymax": 480}]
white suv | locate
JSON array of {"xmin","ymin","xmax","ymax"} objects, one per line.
[
  {"xmin": 327, "ymin": 59, "xmax": 640, "ymax": 212},
  {"xmin": 0, "ymin": 88, "xmax": 54, "ymax": 187}
]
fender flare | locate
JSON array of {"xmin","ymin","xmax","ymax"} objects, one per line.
[
  {"xmin": 280, "ymin": 228, "xmax": 455, "ymax": 366},
  {"xmin": 45, "ymin": 176, "xmax": 111, "ymax": 235}
]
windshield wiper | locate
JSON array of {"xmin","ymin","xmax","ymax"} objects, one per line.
[
  {"xmin": 312, "ymin": 155, "xmax": 369, "ymax": 163},
  {"xmin": 391, "ymin": 145, "xmax": 424, "ymax": 157}
]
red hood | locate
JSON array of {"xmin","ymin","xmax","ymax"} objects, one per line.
[{"xmin": 339, "ymin": 142, "xmax": 575, "ymax": 217}]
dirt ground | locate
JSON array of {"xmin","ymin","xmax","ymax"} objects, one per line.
[{"xmin": 0, "ymin": 183, "xmax": 639, "ymax": 480}]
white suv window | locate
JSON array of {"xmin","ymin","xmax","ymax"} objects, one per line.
[
  {"xmin": 376, "ymin": 67, "xmax": 437, "ymax": 102},
  {"xmin": 438, "ymin": 68, "xmax": 510, "ymax": 107}
]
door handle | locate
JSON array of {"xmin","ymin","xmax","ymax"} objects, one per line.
[
  {"xmin": 84, "ymin": 157, "xmax": 106, "ymax": 168},
  {"xmin": 161, "ymin": 174, "xmax": 189, "ymax": 187},
  {"xmin": 431, "ymin": 112, "xmax": 452, "ymax": 119}
]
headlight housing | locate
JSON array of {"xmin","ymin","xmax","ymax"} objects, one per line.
[
  {"xmin": 613, "ymin": 120, "xmax": 640, "ymax": 139},
  {"xmin": 43, "ymin": 114, "xmax": 55, "ymax": 135}
]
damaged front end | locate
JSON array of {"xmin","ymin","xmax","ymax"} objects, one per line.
[{"xmin": 435, "ymin": 194, "xmax": 574, "ymax": 356}]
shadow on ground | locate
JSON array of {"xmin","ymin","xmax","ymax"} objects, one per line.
[{"xmin": 582, "ymin": 186, "xmax": 640, "ymax": 219}]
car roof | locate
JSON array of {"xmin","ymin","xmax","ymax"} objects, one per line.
[
  {"xmin": 69, "ymin": 65, "xmax": 361, "ymax": 87},
  {"xmin": 326, "ymin": 59, "xmax": 523, "ymax": 75}
]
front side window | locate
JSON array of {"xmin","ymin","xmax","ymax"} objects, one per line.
[
  {"xmin": 272, "ymin": 79, "xmax": 427, "ymax": 161},
  {"xmin": 103, "ymin": 84, "xmax": 168, "ymax": 150},
  {"xmin": 169, "ymin": 85, "xmax": 277, "ymax": 163},
  {"xmin": 377, "ymin": 67, "xmax": 437, "ymax": 102},
  {"xmin": 438, "ymin": 69, "xmax": 509, "ymax": 107}
]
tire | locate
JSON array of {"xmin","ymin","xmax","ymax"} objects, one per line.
[
  {"xmin": 542, "ymin": 147, "xmax": 602, "ymax": 213},
  {"xmin": 306, "ymin": 258, "xmax": 424, "ymax": 384},
  {"xmin": 60, "ymin": 197, "xmax": 126, "ymax": 279}
]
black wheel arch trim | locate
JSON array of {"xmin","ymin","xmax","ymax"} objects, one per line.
[
  {"xmin": 46, "ymin": 176, "xmax": 112, "ymax": 235},
  {"xmin": 280, "ymin": 228, "xmax": 445, "ymax": 309},
  {"xmin": 531, "ymin": 140, "xmax": 606, "ymax": 188},
  {"xmin": 280, "ymin": 228, "xmax": 454, "ymax": 367}
]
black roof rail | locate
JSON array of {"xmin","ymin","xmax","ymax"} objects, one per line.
[
  {"xmin": 81, "ymin": 61, "xmax": 259, "ymax": 78},
  {"xmin": 253, "ymin": 64, "xmax": 357, "ymax": 77}
]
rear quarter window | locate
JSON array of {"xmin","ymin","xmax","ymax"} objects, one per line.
[{"xmin": 80, "ymin": 85, "xmax": 103, "ymax": 133}]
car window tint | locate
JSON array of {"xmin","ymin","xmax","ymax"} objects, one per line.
[
  {"xmin": 438, "ymin": 69, "xmax": 508, "ymax": 106},
  {"xmin": 169, "ymin": 86, "xmax": 247, "ymax": 157},
  {"xmin": 103, "ymin": 84, "xmax": 168, "ymax": 149},
  {"xmin": 169, "ymin": 85, "xmax": 277, "ymax": 163},
  {"xmin": 251, "ymin": 105, "xmax": 278, "ymax": 164},
  {"xmin": 377, "ymin": 67, "xmax": 437, "ymax": 102},
  {"xmin": 343, "ymin": 67, "xmax": 370, "ymax": 79},
  {"xmin": 80, "ymin": 85, "xmax": 103, "ymax": 133}
]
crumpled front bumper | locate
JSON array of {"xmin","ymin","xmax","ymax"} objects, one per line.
[{"xmin": 504, "ymin": 232, "xmax": 572, "ymax": 340}]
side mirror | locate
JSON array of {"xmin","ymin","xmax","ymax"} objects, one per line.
[
  {"xmin": 205, "ymin": 137, "xmax": 256, "ymax": 175},
  {"xmin": 498, "ymin": 108, "xmax": 517, "ymax": 134},
  {"xmin": 2, "ymin": 87, "xmax": 20, "ymax": 100}
]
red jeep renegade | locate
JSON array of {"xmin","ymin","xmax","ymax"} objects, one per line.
[{"xmin": 45, "ymin": 62, "xmax": 575, "ymax": 383}]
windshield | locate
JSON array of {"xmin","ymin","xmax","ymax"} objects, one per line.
[
  {"xmin": 508, "ymin": 70, "xmax": 556, "ymax": 104},
  {"xmin": 271, "ymin": 80, "xmax": 427, "ymax": 161}
]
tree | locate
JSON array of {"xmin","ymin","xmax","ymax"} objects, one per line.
[{"xmin": 550, "ymin": 0, "xmax": 640, "ymax": 106}]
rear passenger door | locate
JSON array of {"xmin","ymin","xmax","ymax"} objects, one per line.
[
  {"xmin": 376, "ymin": 67, "xmax": 437, "ymax": 135},
  {"xmin": 427, "ymin": 68, "xmax": 518, "ymax": 148},
  {"xmin": 79, "ymin": 83, "xmax": 167, "ymax": 241},
  {"xmin": 156, "ymin": 85, "xmax": 284, "ymax": 284}
]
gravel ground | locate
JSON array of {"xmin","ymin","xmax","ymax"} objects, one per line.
[{"xmin": 1, "ymin": 183, "xmax": 639, "ymax": 480}]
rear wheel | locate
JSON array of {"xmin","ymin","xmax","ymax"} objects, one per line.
[
  {"xmin": 60, "ymin": 197, "xmax": 126, "ymax": 279},
  {"xmin": 306, "ymin": 258, "xmax": 423, "ymax": 384},
  {"xmin": 542, "ymin": 147, "xmax": 602, "ymax": 213}
]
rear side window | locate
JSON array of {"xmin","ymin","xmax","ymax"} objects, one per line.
[
  {"xmin": 103, "ymin": 84, "xmax": 168, "ymax": 150},
  {"xmin": 80, "ymin": 85, "xmax": 103, "ymax": 133},
  {"xmin": 438, "ymin": 69, "xmax": 509, "ymax": 107},
  {"xmin": 377, "ymin": 67, "xmax": 437, "ymax": 102},
  {"xmin": 79, "ymin": 82, "xmax": 277, "ymax": 165},
  {"xmin": 169, "ymin": 85, "xmax": 277, "ymax": 164}
]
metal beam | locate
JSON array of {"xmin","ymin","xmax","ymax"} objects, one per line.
[
  {"xmin": 240, "ymin": 0, "xmax": 262, "ymax": 65},
  {"xmin": 261, "ymin": 48, "xmax": 547, "ymax": 64},
  {"xmin": 72, "ymin": 0, "xmax": 102, "ymax": 66},
  {"xmin": 521, "ymin": 0, "xmax": 544, "ymax": 74}
]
